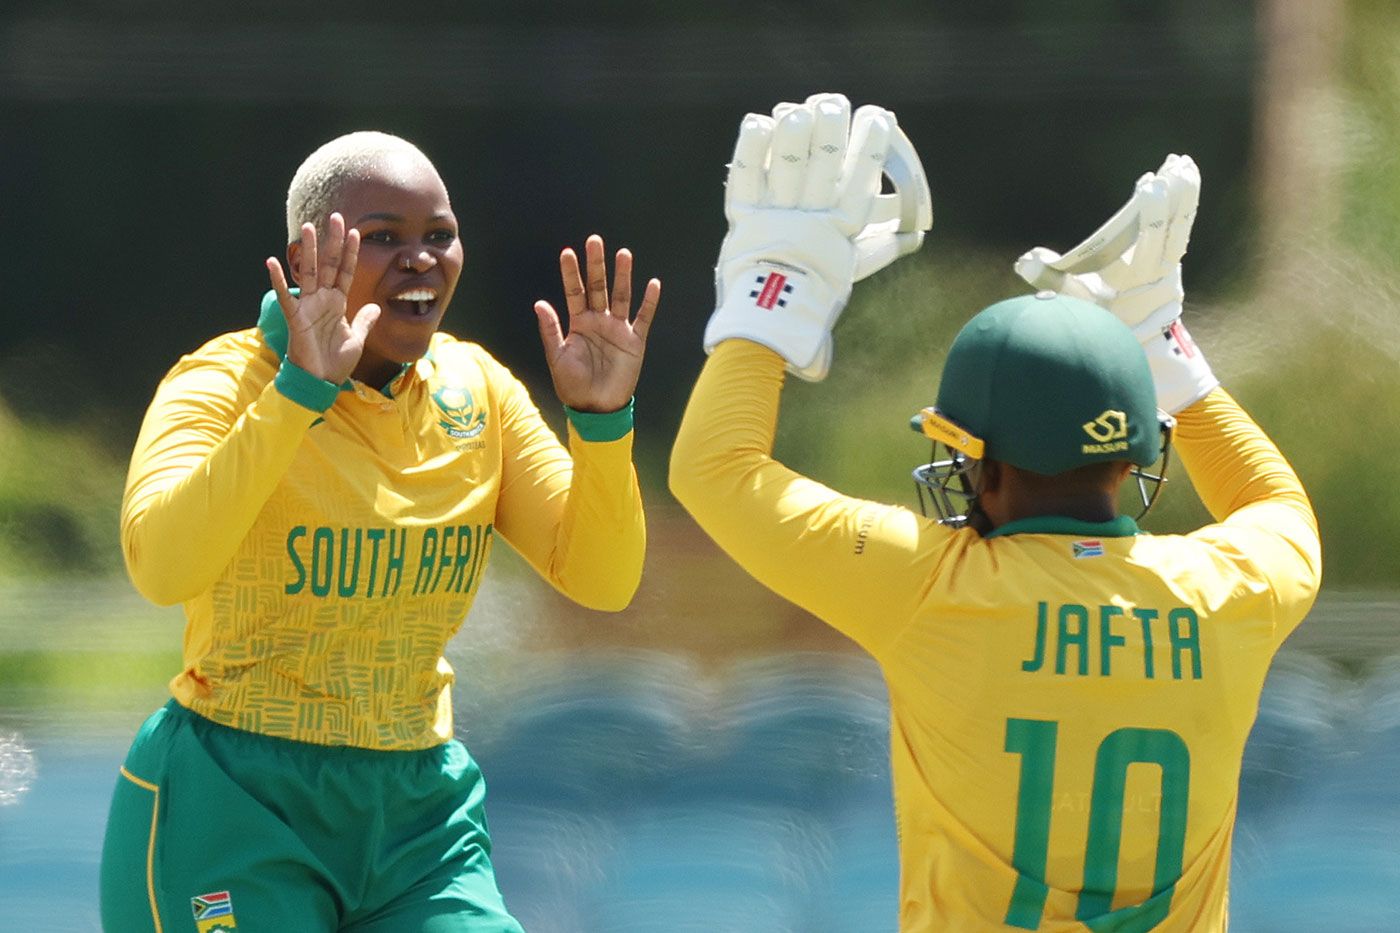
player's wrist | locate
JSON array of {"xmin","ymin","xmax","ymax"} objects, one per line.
[
  {"xmin": 705, "ymin": 260, "xmax": 847, "ymax": 378},
  {"xmin": 275, "ymin": 357, "xmax": 341, "ymax": 412},
  {"xmin": 1141, "ymin": 318, "xmax": 1218, "ymax": 414},
  {"xmin": 564, "ymin": 398, "xmax": 634, "ymax": 442}
]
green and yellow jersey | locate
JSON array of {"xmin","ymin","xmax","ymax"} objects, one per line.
[
  {"xmin": 122, "ymin": 293, "xmax": 645, "ymax": 751},
  {"xmin": 670, "ymin": 340, "xmax": 1321, "ymax": 932}
]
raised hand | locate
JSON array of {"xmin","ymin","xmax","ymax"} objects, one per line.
[
  {"xmin": 1013, "ymin": 154, "xmax": 1215, "ymax": 414},
  {"xmin": 706, "ymin": 94, "xmax": 931, "ymax": 382},
  {"xmin": 1014, "ymin": 154, "xmax": 1200, "ymax": 337},
  {"xmin": 534, "ymin": 235, "xmax": 661, "ymax": 413},
  {"xmin": 265, "ymin": 213, "xmax": 381, "ymax": 386}
]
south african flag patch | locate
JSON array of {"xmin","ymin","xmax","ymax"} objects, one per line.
[
  {"xmin": 1072, "ymin": 539, "xmax": 1105, "ymax": 559},
  {"xmin": 191, "ymin": 889, "xmax": 238, "ymax": 932}
]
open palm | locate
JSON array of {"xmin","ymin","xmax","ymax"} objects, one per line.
[
  {"xmin": 534, "ymin": 234, "xmax": 661, "ymax": 413},
  {"xmin": 265, "ymin": 213, "xmax": 380, "ymax": 386}
]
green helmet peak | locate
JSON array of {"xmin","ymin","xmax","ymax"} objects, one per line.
[{"xmin": 932, "ymin": 292, "xmax": 1160, "ymax": 475}]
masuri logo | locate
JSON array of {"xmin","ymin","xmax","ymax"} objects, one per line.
[
  {"xmin": 1081, "ymin": 410, "xmax": 1128, "ymax": 443},
  {"xmin": 1080, "ymin": 409, "xmax": 1130, "ymax": 454}
]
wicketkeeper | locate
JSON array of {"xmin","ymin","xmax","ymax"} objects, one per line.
[{"xmin": 670, "ymin": 94, "xmax": 1320, "ymax": 931}]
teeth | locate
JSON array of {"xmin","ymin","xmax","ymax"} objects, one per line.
[{"xmin": 393, "ymin": 288, "xmax": 437, "ymax": 302}]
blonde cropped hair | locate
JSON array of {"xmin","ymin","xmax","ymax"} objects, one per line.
[{"xmin": 285, "ymin": 131, "xmax": 437, "ymax": 243}]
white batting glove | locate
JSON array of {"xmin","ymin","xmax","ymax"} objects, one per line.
[
  {"xmin": 1014, "ymin": 154, "xmax": 1218, "ymax": 414},
  {"xmin": 706, "ymin": 93, "xmax": 932, "ymax": 382}
]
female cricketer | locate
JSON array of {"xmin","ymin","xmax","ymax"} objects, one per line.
[
  {"xmin": 670, "ymin": 96, "xmax": 1320, "ymax": 931},
  {"xmin": 100, "ymin": 131, "xmax": 659, "ymax": 932}
]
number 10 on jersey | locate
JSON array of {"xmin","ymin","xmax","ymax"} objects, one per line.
[{"xmin": 1003, "ymin": 718, "xmax": 1190, "ymax": 930}]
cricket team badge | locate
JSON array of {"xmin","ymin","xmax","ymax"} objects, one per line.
[
  {"xmin": 432, "ymin": 384, "xmax": 487, "ymax": 443},
  {"xmin": 191, "ymin": 890, "xmax": 237, "ymax": 931}
]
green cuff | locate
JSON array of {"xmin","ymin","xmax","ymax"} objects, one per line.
[
  {"xmin": 275, "ymin": 358, "xmax": 341, "ymax": 413},
  {"xmin": 564, "ymin": 397, "xmax": 635, "ymax": 442}
]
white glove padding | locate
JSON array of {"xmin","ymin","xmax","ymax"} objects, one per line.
[
  {"xmin": 706, "ymin": 93, "xmax": 932, "ymax": 381},
  {"xmin": 1013, "ymin": 153, "xmax": 1216, "ymax": 414}
]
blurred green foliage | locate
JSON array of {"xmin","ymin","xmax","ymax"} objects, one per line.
[
  {"xmin": 1341, "ymin": 0, "xmax": 1400, "ymax": 265},
  {"xmin": 0, "ymin": 397, "xmax": 124, "ymax": 579}
]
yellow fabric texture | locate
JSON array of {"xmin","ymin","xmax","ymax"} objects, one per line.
[
  {"xmin": 123, "ymin": 328, "xmax": 644, "ymax": 750},
  {"xmin": 670, "ymin": 340, "xmax": 1320, "ymax": 932}
]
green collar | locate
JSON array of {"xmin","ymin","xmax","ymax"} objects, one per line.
[
  {"xmin": 258, "ymin": 288, "xmax": 294, "ymax": 359},
  {"xmin": 985, "ymin": 514, "xmax": 1139, "ymax": 539},
  {"xmin": 257, "ymin": 289, "xmax": 410, "ymax": 394}
]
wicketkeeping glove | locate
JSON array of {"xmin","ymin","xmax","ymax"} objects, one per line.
[
  {"xmin": 705, "ymin": 93, "xmax": 933, "ymax": 381},
  {"xmin": 1013, "ymin": 153, "xmax": 1218, "ymax": 414}
]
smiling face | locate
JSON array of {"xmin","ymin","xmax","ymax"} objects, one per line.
[{"xmin": 288, "ymin": 153, "xmax": 464, "ymax": 387}]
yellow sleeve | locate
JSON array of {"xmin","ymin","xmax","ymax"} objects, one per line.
[
  {"xmin": 1173, "ymin": 388, "xmax": 1322, "ymax": 637},
  {"xmin": 669, "ymin": 340, "xmax": 950, "ymax": 655},
  {"xmin": 490, "ymin": 363, "xmax": 645, "ymax": 612},
  {"xmin": 121, "ymin": 348, "xmax": 319, "ymax": 606}
]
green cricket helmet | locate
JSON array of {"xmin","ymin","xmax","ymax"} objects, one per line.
[{"xmin": 910, "ymin": 291, "xmax": 1174, "ymax": 525}]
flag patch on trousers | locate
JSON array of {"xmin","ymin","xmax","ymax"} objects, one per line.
[{"xmin": 192, "ymin": 890, "xmax": 238, "ymax": 931}]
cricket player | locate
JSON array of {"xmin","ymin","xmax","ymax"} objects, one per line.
[
  {"xmin": 100, "ymin": 131, "xmax": 659, "ymax": 932},
  {"xmin": 670, "ymin": 95, "xmax": 1321, "ymax": 931}
]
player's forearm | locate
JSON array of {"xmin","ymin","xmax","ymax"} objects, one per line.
[
  {"xmin": 670, "ymin": 340, "xmax": 928, "ymax": 647},
  {"xmin": 549, "ymin": 428, "xmax": 646, "ymax": 611},
  {"xmin": 122, "ymin": 383, "xmax": 316, "ymax": 605},
  {"xmin": 495, "ymin": 420, "xmax": 645, "ymax": 613},
  {"xmin": 1172, "ymin": 388, "xmax": 1319, "ymax": 553},
  {"xmin": 669, "ymin": 340, "xmax": 786, "ymax": 533}
]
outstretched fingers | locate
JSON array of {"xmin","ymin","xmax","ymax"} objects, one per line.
[
  {"xmin": 349, "ymin": 303, "xmax": 381, "ymax": 345},
  {"xmin": 335, "ymin": 227, "xmax": 361, "ymax": 294},
  {"xmin": 632, "ymin": 278, "xmax": 661, "ymax": 342},
  {"xmin": 318, "ymin": 213, "xmax": 346, "ymax": 291},
  {"xmin": 606, "ymin": 244, "xmax": 660, "ymax": 340},
  {"xmin": 584, "ymin": 234, "xmax": 609, "ymax": 311},
  {"xmin": 298, "ymin": 222, "xmax": 319, "ymax": 297},
  {"xmin": 552, "ymin": 236, "xmax": 659, "ymax": 344},
  {"xmin": 534, "ymin": 299, "xmax": 566, "ymax": 363},
  {"xmin": 559, "ymin": 247, "xmax": 587, "ymax": 319},
  {"xmin": 609, "ymin": 249, "xmax": 633, "ymax": 320},
  {"xmin": 266, "ymin": 256, "xmax": 297, "ymax": 321}
]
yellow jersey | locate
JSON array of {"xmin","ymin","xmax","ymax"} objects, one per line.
[
  {"xmin": 670, "ymin": 340, "xmax": 1321, "ymax": 932},
  {"xmin": 122, "ymin": 293, "xmax": 645, "ymax": 750}
]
